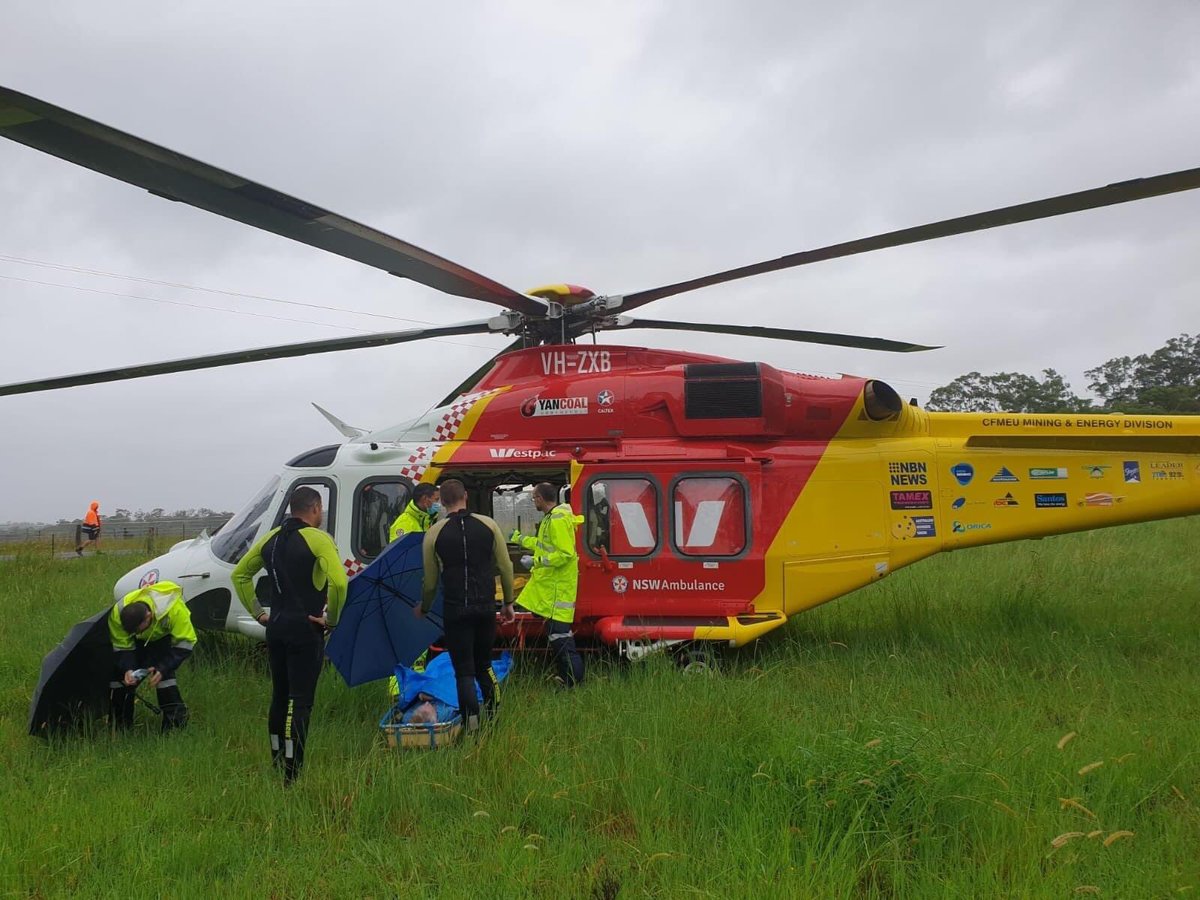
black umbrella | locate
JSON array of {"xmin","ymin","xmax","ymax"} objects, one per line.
[{"xmin": 29, "ymin": 607, "xmax": 115, "ymax": 737}]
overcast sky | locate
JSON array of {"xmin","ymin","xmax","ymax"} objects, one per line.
[{"xmin": 1, "ymin": 2, "xmax": 1198, "ymax": 523}]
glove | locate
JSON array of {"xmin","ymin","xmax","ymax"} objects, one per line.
[
  {"xmin": 520, "ymin": 555, "xmax": 534, "ymax": 571},
  {"xmin": 509, "ymin": 529, "xmax": 523, "ymax": 544}
]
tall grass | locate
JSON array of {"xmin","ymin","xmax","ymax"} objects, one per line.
[{"xmin": 0, "ymin": 521, "xmax": 1197, "ymax": 897}]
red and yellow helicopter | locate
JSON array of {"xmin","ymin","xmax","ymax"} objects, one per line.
[{"xmin": 2, "ymin": 86, "xmax": 1198, "ymax": 657}]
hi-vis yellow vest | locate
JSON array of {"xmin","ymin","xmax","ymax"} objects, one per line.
[
  {"xmin": 517, "ymin": 503, "xmax": 583, "ymax": 623},
  {"xmin": 108, "ymin": 580, "xmax": 197, "ymax": 651}
]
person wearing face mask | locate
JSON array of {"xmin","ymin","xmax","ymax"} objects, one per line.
[
  {"xmin": 386, "ymin": 481, "xmax": 442, "ymax": 700},
  {"xmin": 388, "ymin": 483, "xmax": 441, "ymax": 543},
  {"xmin": 510, "ymin": 482, "xmax": 585, "ymax": 688}
]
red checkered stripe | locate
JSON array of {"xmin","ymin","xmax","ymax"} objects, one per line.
[
  {"xmin": 349, "ymin": 392, "xmax": 494, "ymax": 577},
  {"xmin": 398, "ymin": 391, "xmax": 492, "ymax": 483}
]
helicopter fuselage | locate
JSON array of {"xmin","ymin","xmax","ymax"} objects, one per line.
[{"xmin": 114, "ymin": 345, "xmax": 1200, "ymax": 652}]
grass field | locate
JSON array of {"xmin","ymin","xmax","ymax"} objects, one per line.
[{"xmin": 2, "ymin": 519, "xmax": 1198, "ymax": 898}]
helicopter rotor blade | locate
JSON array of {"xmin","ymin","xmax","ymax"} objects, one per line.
[
  {"xmin": 0, "ymin": 86, "xmax": 545, "ymax": 316},
  {"xmin": 607, "ymin": 317, "xmax": 939, "ymax": 353},
  {"xmin": 0, "ymin": 320, "xmax": 497, "ymax": 397},
  {"xmin": 618, "ymin": 166, "xmax": 1200, "ymax": 311},
  {"xmin": 436, "ymin": 335, "xmax": 528, "ymax": 407}
]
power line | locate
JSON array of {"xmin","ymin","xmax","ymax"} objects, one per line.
[
  {"xmin": 0, "ymin": 252, "xmax": 443, "ymax": 327},
  {"xmin": 0, "ymin": 273, "xmax": 503, "ymax": 352}
]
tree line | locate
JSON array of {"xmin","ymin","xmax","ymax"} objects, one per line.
[{"xmin": 927, "ymin": 333, "xmax": 1199, "ymax": 414}]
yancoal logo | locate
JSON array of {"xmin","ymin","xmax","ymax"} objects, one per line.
[
  {"xmin": 951, "ymin": 463, "xmax": 974, "ymax": 486},
  {"xmin": 138, "ymin": 569, "xmax": 160, "ymax": 587},
  {"xmin": 521, "ymin": 396, "xmax": 589, "ymax": 417},
  {"xmin": 611, "ymin": 575, "xmax": 628, "ymax": 594},
  {"xmin": 489, "ymin": 448, "xmax": 558, "ymax": 459}
]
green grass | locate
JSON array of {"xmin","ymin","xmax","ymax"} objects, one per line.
[{"xmin": 1, "ymin": 521, "xmax": 1198, "ymax": 898}]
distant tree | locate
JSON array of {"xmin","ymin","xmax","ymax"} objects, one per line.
[
  {"xmin": 1086, "ymin": 333, "xmax": 1200, "ymax": 413},
  {"xmin": 927, "ymin": 369, "xmax": 1090, "ymax": 413},
  {"xmin": 146, "ymin": 508, "xmax": 165, "ymax": 520},
  {"xmin": 110, "ymin": 508, "xmax": 132, "ymax": 522}
]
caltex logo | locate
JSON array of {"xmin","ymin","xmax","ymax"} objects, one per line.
[
  {"xmin": 598, "ymin": 389, "xmax": 614, "ymax": 406},
  {"xmin": 611, "ymin": 575, "xmax": 628, "ymax": 594}
]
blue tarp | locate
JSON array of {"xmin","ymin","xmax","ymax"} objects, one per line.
[
  {"xmin": 326, "ymin": 533, "xmax": 445, "ymax": 686},
  {"xmin": 396, "ymin": 650, "xmax": 513, "ymax": 712}
]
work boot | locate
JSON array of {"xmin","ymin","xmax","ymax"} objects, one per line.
[{"xmin": 75, "ymin": 547, "xmax": 83, "ymax": 557}]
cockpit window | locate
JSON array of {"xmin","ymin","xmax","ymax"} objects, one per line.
[
  {"xmin": 353, "ymin": 479, "xmax": 411, "ymax": 561},
  {"xmin": 212, "ymin": 475, "xmax": 281, "ymax": 564}
]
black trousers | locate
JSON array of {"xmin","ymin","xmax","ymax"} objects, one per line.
[
  {"xmin": 266, "ymin": 627, "xmax": 324, "ymax": 782},
  {"xmin": 109, "ymin": 636, "xmax": 189, "ymax": 732},
  {"xmin": 545, "ymin": 617, "xmax": 585, "ymax": 687},
  {"xmin": 442, "ymin": 604, "xmax": 498, "ymax": 728}
]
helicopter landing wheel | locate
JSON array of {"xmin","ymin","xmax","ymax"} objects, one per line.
[{"xmin": 673, "ymin": 644, "xmax": 715, "ymax": 674}]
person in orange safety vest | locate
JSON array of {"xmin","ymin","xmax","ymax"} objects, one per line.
[{"xmin": 76, "ymin": 500, "xmax": 102, "ymax": 556}]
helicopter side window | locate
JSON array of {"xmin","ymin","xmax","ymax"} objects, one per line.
[
  {"xmin": 212, "ymin": 475, "xmax": 281, "ymax": 564},
  {"xmin": 585, "ymin": 477, "xmax": 659, "ymax": 558},
  {"xmin": 671, "ymin": 475, "xmax": 747, "ymax": 557},
  {"xmin": 275, "ymin": 478, "xmax": 337, "ymax": 536},
  {"xmin": 352, "ymin": 478, "xmax": 411, "ymax": 561}
]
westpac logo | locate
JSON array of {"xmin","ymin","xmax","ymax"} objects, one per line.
[{"xmin": 489, "ymin": 448, "xmax": 558, "ymax": 459}]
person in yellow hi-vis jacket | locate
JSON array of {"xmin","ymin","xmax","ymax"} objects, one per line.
[
  {"xmin": 108, "ymin": 579, "xmax": 196, "ymax": 732},
  {"xmin": 388, "ymin": 483, "xmax": 441, "ymax": 542},
  {"xmin": 510, "ymin": 482, "xmax": 585, "ymax": 687},
  {"xmin": 385, "ymin": 484, "xmax": 441, "ymax": 700},
  {"xmin": 232, "ymin": 486, "xmax": 347, "ymax": 784}
]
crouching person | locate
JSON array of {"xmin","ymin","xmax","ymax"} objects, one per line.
[{"xmin": 108, "ymin": 580, "xmax": 196, "ymax": 732}]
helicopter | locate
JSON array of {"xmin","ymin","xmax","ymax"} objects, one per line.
[{"xmin": 2, "ymin": 86, "xmax": 1199, "ymax": 659}]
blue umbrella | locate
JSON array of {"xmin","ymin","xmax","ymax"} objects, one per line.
[{"xmin": 326, "ymin": 534, "xmax": 445, "ymax": 686}]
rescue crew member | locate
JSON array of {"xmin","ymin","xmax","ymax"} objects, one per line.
[
  {"xmin": 510, "ymin": 483, "xmax": 585, "ymax": 687},
  {"xmin": 388, "ymin": 483, "xmax": 441, "ymax": 542},
  {"xmin": 76, "ymin": 500, "xmax": 102, "ymax": 556},
  {"xmin": 108, "ymin": 579, "xmax": 196, "ymax": 732},
  {"xmin": 416, "ymin": 478, "xmax": 514, "ymax": 732},
  {"xmin": 386, "ymin": 482, "xmax": 441, "ymax": 698},
  {"xmin": 231, "ymin": 487, "xmax": 347, "ymax": 784}
]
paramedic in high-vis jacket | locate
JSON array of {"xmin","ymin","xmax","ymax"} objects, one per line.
[
  {"xmin": 510, "ymin": 482, "xmax": 585, "ymax": 687},
  {"xmin": 108, "ymin": 579, "xmax": 196, "ymax": 732}
]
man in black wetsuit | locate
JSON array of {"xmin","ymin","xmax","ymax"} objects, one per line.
[
  {"xmin": 416, "ymin": 478, "xmax": 514, "ymax": 732},
  {"xmin": 232, "ymin": 486, "xmax": 347, "ymax": 783}
]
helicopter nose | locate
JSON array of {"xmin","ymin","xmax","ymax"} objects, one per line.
[{"xmin": 112, "ymin": 550, "xmax": 187, "ymax": 601}]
